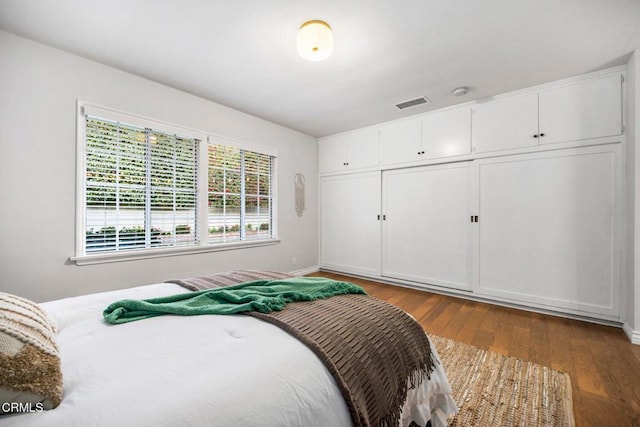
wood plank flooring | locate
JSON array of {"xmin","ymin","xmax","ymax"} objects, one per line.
[{"xmin": 310, "ymin": 271, "xmax": 640, "ymax": 427}]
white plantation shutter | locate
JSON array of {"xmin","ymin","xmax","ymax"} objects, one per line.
[
  {"xmin": 207, "ymin": 143, "xmax": 273, "ymax": 243},
  {"xmin": 243, "ymin": 149, "xmax": 273, "ymax": 241},
  {"xmin": 76, "ymin": 103, "xmax": 277, "ymax": 262},
  {"xmin": 84, "ymin": 116, "xmax": 198, "ymax": 253}
]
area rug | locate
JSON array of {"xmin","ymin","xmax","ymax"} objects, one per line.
[{"xmin": 429, "ymin": 335, "xmax": 575, "ymax": 427}]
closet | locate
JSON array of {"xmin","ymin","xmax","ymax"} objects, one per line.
[
  {"xmin": 318, "ymin": 67, "xmax": 624, "ymax": 321},
  {"xmin": 476, "ymin": 145, "xmax": 619, "ymax": 316},
  {"xmin": 379, "ymin": 107, "xmax": 471, "ymax": 166},
  {"xmin": 381, "ymin": 162, "xmax": 473, "ymax": 291},
  {"xmin": 319, "ymin": 172, "xmax": 381, "ymax": 276},
  {"xmin": 472, "ymin": 73, "xmax": 622, "ymax": 153}
]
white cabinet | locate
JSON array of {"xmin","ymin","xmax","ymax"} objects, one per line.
[
  {"xmin": 380, "ymin": 108, "xmax": 472, "ymax": 166},
  {"xmin": 317, "ymin": 68, "xmax": 623, "ymax": 321},
  {"xmin": 379, "ymin": 118, "xmax": 422, "ymax": 165},
  {"xmin": 381, "ymin": 163, "xmax": 473, "ymax": 291},
  {"xmin": 472, "ymin": 72, "xmax": 623, "ymax": 154},
  {"xmin": 472, "ymin": 93, "xmax": 539, "ymax": 153},
  {"xmin": 476, "ymin": 145, "xmax": 619, "ymax": 317},
  {"xmin": 538, "ymin": 73, "xmax": 622, "ymax": 145},
  {"xmin": 320, "ymin": 172, "xmax": 381, "ymax": 276},
  {"xmin": 319, "ymin": 128, "xmax": 379, "ymax": 174},
  {"xmin": 420, "ymin": 107, "xmax": 472, "ymax": 159},
  {"xmin": 319, "ymin": 146, "xmax": 621, "ymax": 319}
]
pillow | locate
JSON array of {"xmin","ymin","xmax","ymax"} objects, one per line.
[{"xmin": 0, "ymin": 292, "xmax": 62, "ymax": 415}]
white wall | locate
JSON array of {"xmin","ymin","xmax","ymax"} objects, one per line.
[{"xmin": 0, "ymin": 31, "xmax": 319, "ymax": 302}]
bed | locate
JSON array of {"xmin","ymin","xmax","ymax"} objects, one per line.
[{"xmin": 0, "ymin": 271, "xmax": 457, "ymax": 427}]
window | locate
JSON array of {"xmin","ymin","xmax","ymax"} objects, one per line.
[
  {"xmin": 75, "ymin": 103, "xmax": 277, "ymax": 263},
  {"xmin": 207, "ymin": 144, "xmax": 273, "ymax": 243},
  {"xmin": 84, "ymin": 117, "xmax": 198, "ymax": 253}
]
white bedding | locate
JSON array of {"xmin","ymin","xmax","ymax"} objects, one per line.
[{"xmin": 0, "ymin": 283, "xmax": 456, "ymax": 427}]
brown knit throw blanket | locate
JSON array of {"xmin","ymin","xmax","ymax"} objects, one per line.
[{"xmin": 168, "ymin": 271, "xmax": 436, "ymax": 427}]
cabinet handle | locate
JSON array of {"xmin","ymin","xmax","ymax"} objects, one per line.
[{"xmin": 377, "ymin": 214, "xmax": 380, "ymax": 220}]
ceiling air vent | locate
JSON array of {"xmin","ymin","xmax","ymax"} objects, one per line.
[{"xmin": 395, "ymin": 96, "xmax": 430, "ymax": 110}]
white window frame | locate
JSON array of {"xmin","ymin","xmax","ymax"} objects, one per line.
[{"xmin": 71, "ymin": 101, "xmax": 279, "ymax": 265}]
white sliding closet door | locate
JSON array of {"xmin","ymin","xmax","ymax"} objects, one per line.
[
  {"xmin": 382, "ymin": 163, "xmax": 473, "ymax": 291},
  {"xmin": 477, "ymin": 145, "xmax": 619, "ymax": 316},
  {"xmin": 320, "ymin": 172, "xmax": 381, "ymax": 276}
]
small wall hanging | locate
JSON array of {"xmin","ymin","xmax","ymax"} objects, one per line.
[{"xmin": 294, "ymin": 173, "xmax": 305, "ymax": 217}]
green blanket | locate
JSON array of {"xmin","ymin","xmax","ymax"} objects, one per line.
[{"xmin": 103, "ymin": 277, "xmax": 366, "ymax": 324}]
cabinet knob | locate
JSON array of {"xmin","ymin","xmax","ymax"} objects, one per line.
[
  {"xmin": 533, "ymin": 134, "xmax": 538, "ymax": 138},
  {"xmin": 421, "ymin": 150, "xmax": 425, "ymax": 155},
  {"xmin": 539, "ymin": 133, "xmax": 545, "ymax": 137}
]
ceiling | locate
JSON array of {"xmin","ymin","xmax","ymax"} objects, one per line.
[{"xmin": 1, "ymin": 0, "xmax": 640, "ymax": 138}]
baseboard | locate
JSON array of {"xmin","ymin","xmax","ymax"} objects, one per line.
[
  {"xmin": 290, "ymin": 265, "xmax": 320, "ymax": 276},
  {"xmin": 623, "ymin": 322, "xmax": 640, "ymax": 345},
  {"xmin": 320, "ymin": 268, "xmax": 624, "ymax": 328}
]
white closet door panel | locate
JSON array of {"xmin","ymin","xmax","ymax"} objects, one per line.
[
  {"xmin": 421, "ymin": 107, "xmax": 472, "ymax": 159},
  {"xmin": 539, "ymin": 73, "xmax": 622, "ymax": 145},
  {"xmin": 478, "ymin": 147, "xmax": 617, "ymax": 315},
  {"xmin": 320, "ymin": 172, "xmax": 380, "ymax": 275},
  {"xmin": 472, "ymin": 92, "xmax": 539, "ymax": 153},
  {"xmin": 380, "ymin": 118, "xmax": 422, "ymax": 165},
  {"xmin": 382, "ymin": 163, "xmax": 471, "ymax": 290}
]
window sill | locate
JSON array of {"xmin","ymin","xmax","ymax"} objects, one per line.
[{"xmin": 69, "ymin": 239, "xmax": 281, "ymax": 266}]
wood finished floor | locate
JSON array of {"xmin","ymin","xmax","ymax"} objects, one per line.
[{"xmin": 310, "ymin": 271, "xmax": 640, "ymax": 427}]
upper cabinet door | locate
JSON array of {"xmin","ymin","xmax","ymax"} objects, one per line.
[
  {"xmin": 421, "ymin": 107, "xmax": 472, "ymax": 159},
  {"xmin": 319, "ymin": 128, "xmax": 379, "ymax": 174},
  {"xmin": 319, "ymin": 135, "xmax": 348, "ymax": 174},
  {"xmin": 379, "ymin": 118, "xmax": 422, "ymax": 166},
  {"xmin": 345, "ymin": 127, "xmax": 380, "ymax": 170},
  {"xmin": 472, "ymin": 93, "xmax": 539, "ymax": 153},
  {"xmin": 538, "ymin": 73, "xmax": 622, "ymax": 145}
]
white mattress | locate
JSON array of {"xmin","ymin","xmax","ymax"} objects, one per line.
[{"xmin": 0, "ymin": 283, "xmax": 456, "ymax": 426}]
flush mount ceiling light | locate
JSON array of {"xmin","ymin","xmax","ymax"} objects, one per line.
[
  {"xmin": 452, "ymin": 87, "xmax": 469, "ymax": 96},
  {"xmin": 297, "ymin": 20, "xmax": 333, "ymax": 61}
]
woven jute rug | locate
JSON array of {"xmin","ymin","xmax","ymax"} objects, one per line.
[{"xmin": 430, "ymin": 335, "xmax": 576, "ymax": 427}]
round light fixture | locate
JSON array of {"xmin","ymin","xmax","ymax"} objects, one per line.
[
  {"xmin": 297, "ymin": 20, "xmax": 333, "ymax": 61},
  {"xmin": 452, "ymin": 87, "xmax": 469, "ymax": 96}
]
